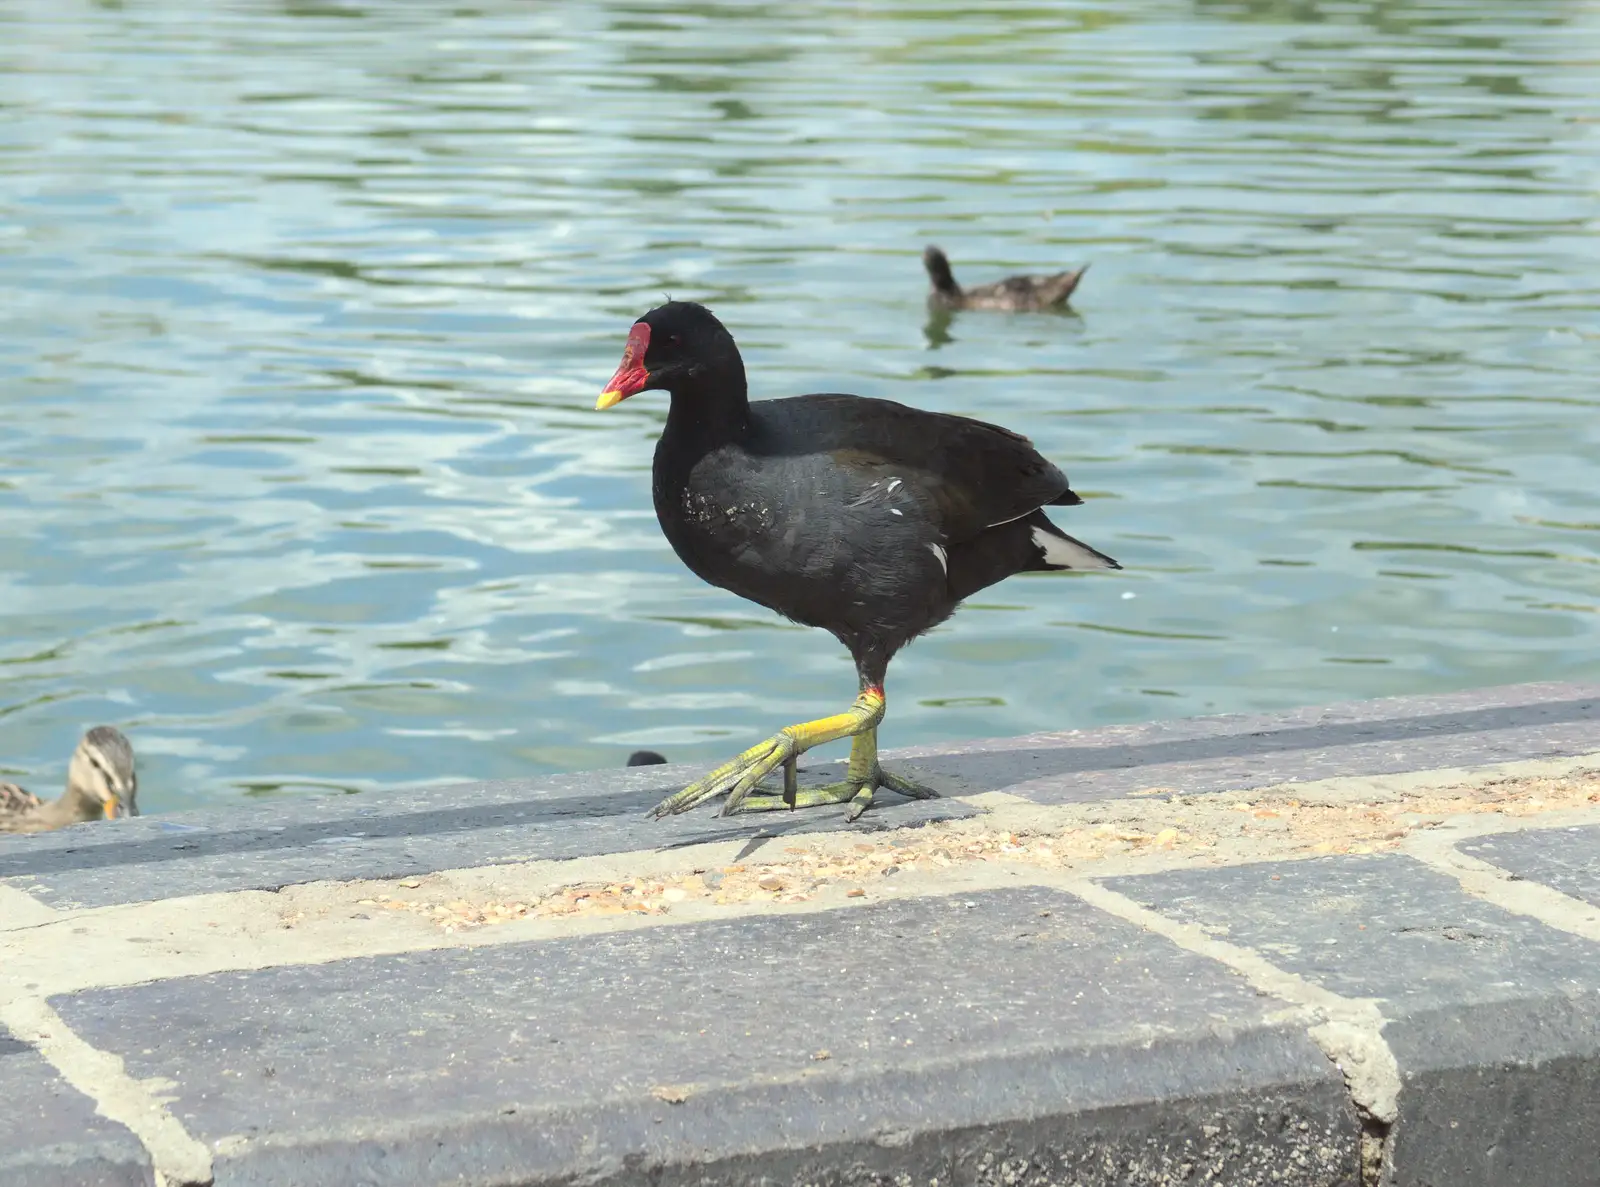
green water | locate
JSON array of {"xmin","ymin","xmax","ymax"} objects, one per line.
[{"xmin": 1, "ymin": 0, "xmax": 1596, "ymax": 812}]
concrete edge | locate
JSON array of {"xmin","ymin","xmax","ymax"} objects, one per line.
[{"xmin": 0, "ymin": 689, "xmax": 1595, "ymax": 1186}]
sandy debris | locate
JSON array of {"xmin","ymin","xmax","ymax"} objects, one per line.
[
  {"xmin": 1263, "ymin": 768, "xmax": 1600, "ymax": 847},
  {"xmin": 371, "ymin": 770, "xmax": 1599, "ymax": 933},
  {"xmin": 366, "ymin": 880, "xmax": 681, "ymax": 933}
]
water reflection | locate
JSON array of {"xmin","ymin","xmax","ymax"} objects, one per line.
[{"xmin": 922, "ymin": 306, "xmax": 956, "ymax": 350}]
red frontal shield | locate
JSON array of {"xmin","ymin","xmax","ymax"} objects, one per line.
[{"xmin": 597, "ymin": 323, "xmax": 652, "ymax": 409}]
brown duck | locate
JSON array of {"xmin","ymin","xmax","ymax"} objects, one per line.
[
  {"xmin": 923, "ymin": 244, "xmax": 1087, "ymax": 312},
  {"xmin": 0, "ymin": 726, "xmax": 138, "ymax": 834}
]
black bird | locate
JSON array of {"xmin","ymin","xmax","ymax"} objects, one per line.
[
  {"xmin": 626, "ymin": 750, "xmax": 668, "ymax": 767},
  {"xmin": 923, "ymin": 244, "xmax": 1087, "ymax": 312},
  {"xmin": 597, "ymin": 301, "xmax": 1119, "ymax": 820}
]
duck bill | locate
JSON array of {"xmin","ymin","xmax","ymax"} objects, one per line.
[
  {"xmin": 596, "ymin": 323, "xmax": 652, "ymax": 410},
  {"xmin": 102, "ymin": 795, "xmax": 121, "ymax": 820}
]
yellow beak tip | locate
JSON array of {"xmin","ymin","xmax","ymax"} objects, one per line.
[{"xmin": 596, "ymin": 390, "xmax": 625, "ymax": 411}]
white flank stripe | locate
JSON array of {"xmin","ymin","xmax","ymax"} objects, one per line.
[
  {"xmin": 984, "ymin": 509, "xmax": 1033, "ymax": 529},
  {"xmin": 1031, "ymin": 526, "xmax": 1116, "ymax": 570},
  {"xmin": 928, "ymin": 542, "xmax": 948, "ymax": 572}
]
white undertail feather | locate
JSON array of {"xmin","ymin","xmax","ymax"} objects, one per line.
[
  {"xmin": 1031, "ymin": 526, "xmax": 1117, "ymax": 571},
  {"xmin": 927, "ymin": 542, "xmax": 948, "ymax": 572}
]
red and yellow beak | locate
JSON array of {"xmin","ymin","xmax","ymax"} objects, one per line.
[{"xmin": 596, "ymin": 322, "xmax": 652, "ymax": 410}]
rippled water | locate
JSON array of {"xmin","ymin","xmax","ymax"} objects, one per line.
[{"xmin": 1, "ymin": 0, "xmax": 1596, "ymax": 813}]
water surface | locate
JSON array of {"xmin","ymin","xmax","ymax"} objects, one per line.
[{"xmin": 1, "ymin": 0, "xmax": 1596, "ymax": 811}]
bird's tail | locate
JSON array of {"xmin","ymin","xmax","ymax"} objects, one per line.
[
  {"xmin": 1029, "ymin": 513, "xmax": 1120, "ymax": 571},
  {"xmin": 945, "ymin": 509, "xmax": 1120, "ymax": 604},
  {"xmin": 922, "ymin": 245, "xmax": 961, "ymax": 297}
]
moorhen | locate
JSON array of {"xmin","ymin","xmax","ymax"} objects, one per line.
[
  {"xmin": 626, "ymin": 750, "xmax": 668, "ymax": 767},
  {"xmin": 923, "ymin": 245, "xmax": 1087, "ymax": 312},
  {"xmin": 0, "ymin": 726, "xmax": 138, "ymax": 834},
  {"xmin": 597, "ymin": 301, "xmax": 1119, "ymax": 820}
]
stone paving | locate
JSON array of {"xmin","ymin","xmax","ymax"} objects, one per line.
[{"xmin": 1, "ymin": 680, "xmax": 1596, "ymax": 1186}]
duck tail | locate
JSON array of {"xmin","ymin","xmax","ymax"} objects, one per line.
[{"xmin": 922, "ymin": 245, "xmax": 961, "ymax": 297}]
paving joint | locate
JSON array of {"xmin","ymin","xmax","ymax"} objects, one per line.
[
  {"xmin": 1063, "ymin": 880, "xmax": 1402, "ymax": 1150},
  {"xmin": 1402, "ymin": 824, "xmax": 1600, "ymax": 944},
  {"xmin": 0, "ymin": 997, "xmax": 213, "ymax": 1187}
]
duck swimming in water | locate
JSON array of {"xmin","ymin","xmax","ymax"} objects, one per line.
[
  {"xmin": 922, "ymin": 244, "xmax": 1087, "ymax": 312},
  {"xmin": 0, "ymin": 726, "xmax": 138, "ymax": 834}
]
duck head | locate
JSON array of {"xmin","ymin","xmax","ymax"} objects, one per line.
[{"xmin": 66, "ymin": 726, "xmax": 138, "ymax": 820}]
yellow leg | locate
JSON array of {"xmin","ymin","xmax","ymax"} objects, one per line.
[
  {"xmin": 735, "ymin": 726, "xmax": 939, "ymax": 821},
  {"xmin": 647, "ymin": 688, "xmax": 886, "ymax": 819}
]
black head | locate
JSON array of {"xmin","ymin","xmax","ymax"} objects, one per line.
[
  {"xmin": 626, "ymin": 750, "xmax": 667, "ymax": 767},
  {"xmin": 596, "ymin": 301, "xmax": 743, "ymax": 410},
  {"xmin": 922, "ymin": 245, "xmax": 959, "ymax": 294}
]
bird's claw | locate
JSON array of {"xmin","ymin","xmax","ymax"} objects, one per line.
[
  {"xmin": 646, "ymin": 691, "xmax": 913, "ymax": 821},
  {"xmin": 732, "ymin": 764, "xmax": 938, "ymax": 820},
  {"xmin": 645, "ymin": 731, "xmax": 797, "ymax": 819}
]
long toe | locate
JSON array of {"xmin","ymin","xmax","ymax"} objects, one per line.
[
  {"xmin": 647, "ymin": 777, "xmax": 727, "ymax": 819},
  {"xmin": 648, "ymin": 733, "xmax": 791, "ymax": 818},
  {"xmin": 718, "ymin": 736, "xmax": 795, "ymax": 816},
  {"xmin": 733, "ymin": 779, "xmax": 873, "ymax": 815},
  {"xmin": 731, "ymin": 763, "xmax": 934, "ymax": 819},
  {"xmin": 647, "ymin": 759, "xmax": 747, "ymax": 818},
  {"xmin": 843, "ymin": 785, "xmax": 875, "ymax": 822},
  {"xmin": 879, "ymin": 766, "xmax": 939, "ymax": 801}
]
